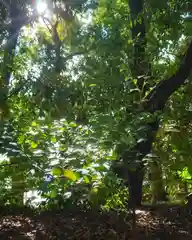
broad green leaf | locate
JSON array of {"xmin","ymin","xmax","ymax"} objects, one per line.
[
  {"xmin": 50, "ymin": 189, "xmax": 57, "ymax": 198},
  {"xmin": 63, "ymin": 169, "xmax": 79, "ymax": 181},
  {"xmin": 31, "ymin": 142, "xmax": 38, "ymax": 149},
  {"xmin": 83, "ymin": 175, "xmax": 90, "ymax": 183},
  {"xmin": 51, "ymin": 136, "xmax": 57, "ymax": 143},
  {"xmin": 52, "ymin": 167, "xmax": 63, "ymax": 176},
  {"xmin": 69, "ymin": 122, "xmax": 77, "ymax": 127},
  {"xmin": 57, "ymin": 21, "xmax": 66, "ymax": 41},
  {"xmin": 18, "ymin": 135, "xmax": 25, "ymax": 144},
  {"xmin": 31, "ymin": 121, "xmax": 37, "ymax": 127}
]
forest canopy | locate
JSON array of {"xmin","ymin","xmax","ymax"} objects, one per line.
[{"xmin": 0, "ymin": 0, "xmax": 192, "ymax": 210}]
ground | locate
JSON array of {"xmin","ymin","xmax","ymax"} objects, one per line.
[{"xmin": 0, "ymin": 204, "xmax": 191, "ymax": 239}]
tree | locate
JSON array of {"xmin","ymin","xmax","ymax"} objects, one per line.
[
  {"xmin": 74, "ymin": 0, "xmax": 192, "ymax": 206},
  {"xmin": 119, "ymin": 0, "xmax": 192, "ymax": 206},
  {"xmin": 0, "ymin": 0, "xmax": 192, "ymax": 209},
  {"xmin": 0, "ymin": 0, "xmax": 94, "ymax": 205}
]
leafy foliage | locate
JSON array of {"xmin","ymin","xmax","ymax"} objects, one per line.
[{"xmin": 0, "ymin": 0, "xmax": 191, "ymax": 212}]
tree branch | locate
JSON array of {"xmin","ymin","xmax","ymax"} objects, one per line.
[
  {"xmin": 126, "ymin": 41, "xmax": 192, "ymax": 163},
  {"xmin": 114, "ymin": 41, "xmax": 192, "ymax": 205},
  {"xmin": 146, "ymin": 40, "xmax": 192, "ymax": 112}
]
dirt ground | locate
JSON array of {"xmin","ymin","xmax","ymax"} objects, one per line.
[{"xmin": 0, "ymin": 204, "xmax": 191, "ymax": 239}]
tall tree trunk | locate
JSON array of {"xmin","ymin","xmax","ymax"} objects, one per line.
[
  {"xmin": 121, "ymin": 119, "xmax": 159, "ymax": 206},
  {"xmin": 127, "ymin": 168, "xmax": 145, "ymax": 206},
  {"xmin": 123, "ymin": 0, "xmax": 147, "ymax": 207}
]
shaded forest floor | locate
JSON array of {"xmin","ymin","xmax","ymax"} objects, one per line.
[{"xmin": 0, "ymin": 204, "xmax": 192, "ymax": 239}]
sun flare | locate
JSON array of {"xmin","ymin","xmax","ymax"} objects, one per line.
[{"xmin": 36, "ymin": 0, "xmax": 48, "ymax": 14}]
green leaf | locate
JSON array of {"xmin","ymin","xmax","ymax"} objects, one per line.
[
  {"xmin": 63, "ymin": 169, "xmax": 79, "ymax": 181},
  {"xmin": 69, "ymin": 122, "xmax": 77, "ymax": 127},
  {"xmin": 31, "ymin": 121, "xmax": 37, "ymax": 127},
  {"xmin": 165, "ymin": 128, "xmax": 180, "ymax": 133},
  {"xmin": 106, "ymin": 151, "xmax": 117, "ymax": 160},
  {"xmin": 18, "ymin": 135, "xmax": 25, "ymax": 144},
  {"xmin": 127, "ymin": 39, "xmax": 133, "ymax": 44},
  {"xmin": 130, "ymin": 88, "xmax": 140, "ymax": 93},
  {"xmin": 83, "ymin": 176, "xmax": 90, "ymax": 183},
  {"xmin": 50, "ymin": 189, "xmax": 57, "ymax": 198},
  {"xmin": 52, "ymin": 167, "xmax": 63, "ymax": 176},
  {"xmin": 187, "ymin": 166, "xmax": 192, "ymax": 178},
  {"xmin": 31, "ymin": 142, "xmax": 38, "ymax": 149},
  {"xmin": 51, "ymin": 136, "xmax": 57, "ymax": 143}
]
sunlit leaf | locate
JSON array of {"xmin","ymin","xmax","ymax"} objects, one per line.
[
  {"xmin": 52, "ymin": 167, "xmax": 63, "ymax": 176},
  {"xmin": 83, "ymin": 176, "xmax": 90, "ymax": 183},
  {"xmin": 50, "ymin": 189, "xmax": 57, "ymax": 198},
  {"xmin": 51, "ymin": 136, "xmax": 57, "ymax": 143},
  {"xmin": 31, "ymin": 121, "xmax": 37, "ymax": 127},
  {"xmin": 31, "ymin": 142, "xmax": 38, "ymax": 149},
  {"xmin": 69, "ymin": 122, "xmax": 77, "ymax": 127},
  {"xmin": 63, "ymin": 169, "xmax": 79, "ymax": 181}
]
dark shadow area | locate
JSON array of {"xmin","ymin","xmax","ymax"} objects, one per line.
[
  {"xmin": 136, "ymin": 203, "xmax": 192, "ymax": 239},
  {"xmin": 0, "ymin": 205, "xmax": 191, "ymax": 239}
]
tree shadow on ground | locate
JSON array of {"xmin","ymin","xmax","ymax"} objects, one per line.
[
  {"xmin": 136, "ymin": 204, "xmax": 192, "ymax": 239},
  {"xmin": 0, "ymin": 205, "xmax": 191, "ymax": 239}
]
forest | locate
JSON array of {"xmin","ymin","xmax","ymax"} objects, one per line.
[{"xmin": 0, "ymin": 0, "xmax": 192, "ymax": 239}]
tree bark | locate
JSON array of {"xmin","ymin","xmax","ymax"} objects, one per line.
[
  {"xmin": 127, "ymin": 168, "xmax": 145, "ymax": 206},
  {"xmin": 121, "ymin": 0, "xmax": 147, "ymax": 207}
]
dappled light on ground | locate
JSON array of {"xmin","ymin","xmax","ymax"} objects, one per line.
[{"xmin": 0, "ymin": 205, "xmax": 191, "ymax": 239}]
